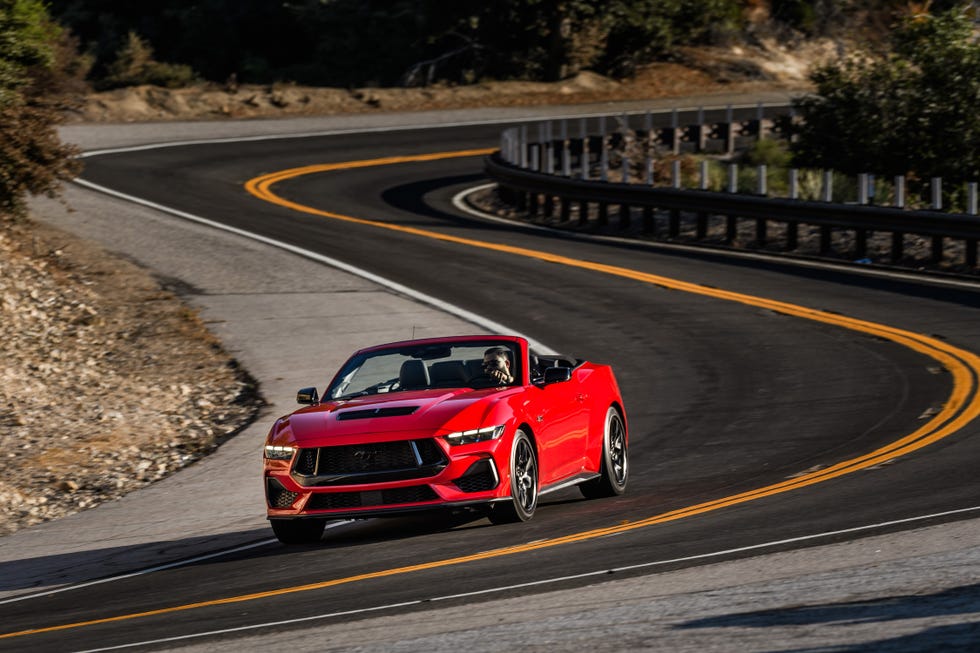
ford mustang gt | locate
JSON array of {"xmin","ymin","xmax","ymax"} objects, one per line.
[{"xmin": 263, "ymin": 335, "xmax": 628, "ymax": 544}]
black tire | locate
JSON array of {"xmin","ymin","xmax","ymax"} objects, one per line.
[
  {"xmin": 271, "ymin": 518, "xmax": 326, "ymax": 545},
  {"xmin": 580, "ymin": 407, "xmax": 629, "ymax": 499},
  {"xmin": 488, "ymin": 430, "xmax": 538, "ymax": 524}
]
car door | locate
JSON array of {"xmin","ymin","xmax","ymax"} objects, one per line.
[{"xmin": 528, "ymin": 365, "xmax": 592, "ymax": 484}]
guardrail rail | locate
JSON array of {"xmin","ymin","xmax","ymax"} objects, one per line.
[{"xmin": 484, "ymin": 106, "xmax": 980, "ymax": 272}]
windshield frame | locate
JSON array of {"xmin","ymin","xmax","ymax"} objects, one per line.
[{"xmin": 325, "ymin": 338, "xmax": 524, "ymax": 400}]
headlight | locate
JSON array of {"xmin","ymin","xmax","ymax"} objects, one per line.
[
  {"xmin": 443, "ymin": 425, "xmax": 505, "ymax": 446},
  {"xmin": 264, "ymin": 444, "xmax": 295, "ymax": 460}
]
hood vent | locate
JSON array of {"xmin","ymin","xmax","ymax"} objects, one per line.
[{"xmin": 336, "ymin": 406, "xmax": 419, "ymax": 421}]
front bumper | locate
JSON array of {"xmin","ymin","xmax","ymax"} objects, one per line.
[{"xmin": 264, "ymin": 436, "xmax": 506, "ymax": 520}]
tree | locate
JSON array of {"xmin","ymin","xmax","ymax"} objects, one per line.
[
  {"xmin": 792, "ymin": 6, "xmax": 980, "ymax": 189},
  {"xmin": 0, "ymin": 0, "xmax": 82, "ymax": 219}
]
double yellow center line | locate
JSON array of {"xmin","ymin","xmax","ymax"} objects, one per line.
[{"xmin": 5, "ymin": 148, "xmax": 978, "ymax": 641}]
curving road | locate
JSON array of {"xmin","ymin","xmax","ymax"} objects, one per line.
[{"xmin": 3, "ymin": 100, "xmax": 980, "ymax": 651}]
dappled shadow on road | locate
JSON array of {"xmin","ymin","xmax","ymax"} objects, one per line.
[{"xmin": 677, "ymin": 583, "xmax": 980, "ymax": 652}]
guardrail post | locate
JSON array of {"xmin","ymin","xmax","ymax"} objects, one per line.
[
  {"xmin": 619, "ymin": 203, "xmax": 630, "ymax": 229},
  {"xmin": 545, "ymin": 122, "xmax": 554, "ymax": 174},
  {"xmin": 580, "ymin": 136, "xmax": 590, "ymax": 180},
  {"xmin": 891, "ymin": 176, "xmax": 905, "ymax": 262},
  {"xmin": 645, "ymin": 155, "xmax": 654, "ymax": 185},
  {"xmin": 726, "ymin": 162, "xmax": 738, "ymax": 241},
  {"xmin": 818, "ymin": 171, "xmax": 832, "ymax": 253},
  {"xmin": 931, "ymin": 177, "xmax": 943, "ymax": 262},
  {"xmin": 519, "ymin": 125, "xmax": 528, "ymax": 168},
  {"xmin": 671, "ymin": 108, "xmax": 681, "ymax": 155},
  {"xmin": 967, "ymin": 181, "xmax": 979, "ymax": 268},
  {"xmin": 671, "ymin": 160, "xmax": 682, "ymax": 190},
  {"xmin": 562, "ymin": 139, "xmax": 570, "ymax": 177},
  {"xmin": 696, "ymin": 160, "xmax": 709, "ymax": 239},
  {"xmin": 786, "ymin": 169, "xmax": 799, "ymax": 250},
  {"xmin": 695, "ymin": 106, "xmax": 707, "ymax": 152},
  {"xmin": 966, "ymin": 182, "xmax": 978, "ymax": 267},
  {"xmin": 894, "ymin": 176, "xmax": 905, "ymax": 208},
  {"xmin": 891, "ymin": 232, "xmax": 904, "ymax": 264},
  {"xmin": 856, "ymin": 173, "xmax": 869, "ymax": 258},
  {"xmin": 756, "ymin": 164, "xmax": 768, "ymax": 245},
  {"xmin": 783, "ymin": 222, "xmax": 797, "ymax": 251},
  {"xmin": 600, "ymin": 135, "xmax": 609, "ymax": 182},
  {"xmin": 822, "ymin": 170, "xmax": 833, "ymax": 202},
  {"xmin": 622, "ymin": 157, "xmax": 629, "ymax": 184},
  {"xmin": 725, "ymin": 105, "xmax": 735, "ymax": 154},
  {"xmin": 643, "ymin": 206, "xmax": 655, "ymax": 234},
  {"xmin": 855, "ymin": 228, "xmax": 868, "ymax": 260},
  {"xmin": 820, "ymin": 225, "xmax": 832, "ymax": 254},
  {"xmin": 530, "ymin": 144, "xmax": 540, "ymax": 172}
]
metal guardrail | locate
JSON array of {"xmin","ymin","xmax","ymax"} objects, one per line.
[{"xmin": 484, "ymin": 109, "xmax": 980, "ymax": 270}]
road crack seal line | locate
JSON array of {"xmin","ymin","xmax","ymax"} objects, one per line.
[{"xmin": 5, "ymin": 148, "xmax": 979, "ymax": 642}]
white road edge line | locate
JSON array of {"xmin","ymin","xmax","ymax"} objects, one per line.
[
  {"xmin": 71, "ymin": 504, "xmax": 980, "ymax": 653},
  {"xmin": 70, "ymin": 177, "xmax": 556, "ymax": 356},
  {"xmin": 451, "ymin": 184, "xmax": 980, "ymax": 290}
]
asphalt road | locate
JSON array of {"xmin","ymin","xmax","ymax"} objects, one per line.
[{"xmin": 3, "ymin": 104, "xmax": 980, "ymax": 651}]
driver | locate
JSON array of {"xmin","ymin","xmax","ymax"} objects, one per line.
[{"xmin": 482, "ymin": 347, "xmax": 514, "ymax": 385}]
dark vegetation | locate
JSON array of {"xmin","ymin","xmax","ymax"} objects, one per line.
[
  {"xmin": 792, "ymin": 7, "xmax": 980, "ymax": 193},
  {"xmin": 47, "ymin": 0, "xmax": 925, "ymax": 88},
  {"xmin": 1, "ymin": 0, "xmax": 979, "ymax": 216}
]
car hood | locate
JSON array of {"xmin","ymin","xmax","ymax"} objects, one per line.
[{"xmin": 284, "ymin": 388, "xmax": 514, "ymax": 443}]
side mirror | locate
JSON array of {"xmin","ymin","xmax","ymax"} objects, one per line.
[
  {"xmin": 542, "ymin": 367, "xmax": 572, "ymax": 385},
  {"xmin": 296, "ymin": 387, "xmax": 320, "ymax": 405}
]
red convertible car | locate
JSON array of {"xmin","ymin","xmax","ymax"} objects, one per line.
[{"xmin": 263, "ymin": 335, "xmax": 628, "ymax": 544}]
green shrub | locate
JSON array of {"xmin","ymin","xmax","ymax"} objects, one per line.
[
  {"xmin": 0, "ymin": 0, "xmax": 82, "ymax": 219},
  {"xmin": 100, "ymin": 31, "xmax": 197, "ymax": 89},
  {"xmin": 792, "ymin": 6, "xmax": 980, "ymax": 191}
]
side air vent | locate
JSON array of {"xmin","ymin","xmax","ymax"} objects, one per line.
[{"xmin": 336, "ymin": 406, "xmax": 419, "ymax": 421}]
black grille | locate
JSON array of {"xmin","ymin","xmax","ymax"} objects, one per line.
[
  {"xmin": 336, "ymin": 406, "xmax": 418, "ymax": 421},
  {"xmin": 414, "ymin": 439, "xmax": 444, "ymax": 465},
  {"xmin": 453, "ymin": 460, "xmax": 498, "ymax": 493},
  {"xmin": 266, "ymin": 478, "xmax": 299, "ymax": 509},
  {"xmin": 292, "ymin": 439, "xmax": 447, "ymax": 486},
  {"xmin": 306, "ymin": 485, "xmax": 438, "ymax": 511},
  {"xmin": 320, "ymin": 441, "xmax": 417, "ymax": 473},
  {"xmin": 295, "ymin": 448, "xmax": 318, "ymax": 475}
]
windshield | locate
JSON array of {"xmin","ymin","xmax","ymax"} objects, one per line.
[{"xmin": 326, "ymin": 341, "xmax": 521, "ymax": 400}]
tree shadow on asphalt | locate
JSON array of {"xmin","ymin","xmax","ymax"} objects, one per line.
[{"xmin": 676, "ymin": 583, "xmax": 980, "ymax": 652}]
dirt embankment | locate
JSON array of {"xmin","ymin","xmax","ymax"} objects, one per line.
[
  {"xmin": 0, "ymin": 220, "xmax": 260, "ymax": 536},
  {"xmin": 70, "ymin": 40, "xmax": 822, "ymax": 123}
]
